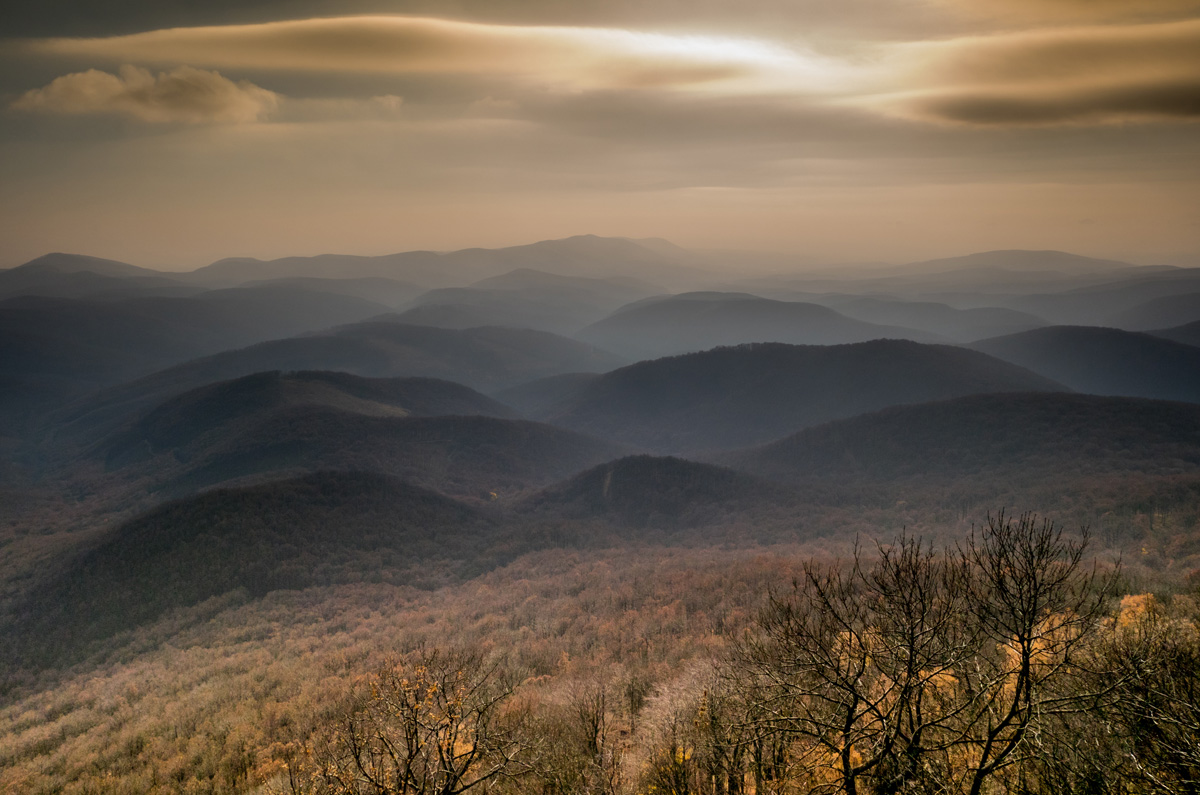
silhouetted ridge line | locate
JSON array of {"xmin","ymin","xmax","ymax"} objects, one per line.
[{"xmin": 538, "ymin": 339, "xmax": 1066, "ymax": 453}]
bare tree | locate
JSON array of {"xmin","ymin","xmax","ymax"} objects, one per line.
[
  {"xmin": 530, "ymin": 679, "xmax": 623, "ymax": 795},
  {"xmin": 952, "ymin": 511, "xmax": 1111, "ymax": 795},
  {"xmin": 1100, "ymin": 597, "xmax": 1200, "ymax": 794},
  {"xmin": 742, "ymin": 534, "xmax": 972, "ymax": 794},
  {"xmin": 740, "ymin": 512, "xmax": 1112, "ymax": 795},
  {"xmin": 302, "ymin": 647, "xmax": 534, "ymax": 795}
]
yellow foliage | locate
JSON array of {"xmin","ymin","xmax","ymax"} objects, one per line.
[{"xmin": 1118, "ymin": 593, "xmax": 1161, "ymax": 629}]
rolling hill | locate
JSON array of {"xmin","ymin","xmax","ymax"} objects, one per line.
[
  {"xmin": 518, "ymin": 454, "xmax": 801, "ymax": 532},
  {"xmin": 107, "ymin": 406, "xmax": 629, "ymax": 499},
  {"xmin": 537, "ymin": 340, "xmax": 1066, "ymax": 453},
  {"xmin": 1151, "ymin": 320, "xmax": 1200, "ymax": 348},
  {"xmin": 240, "ymin": 275, "xmax": 425, "ymax": 307},
  {"xmin": 4, "ymin": 472, "xmax": 500, "ymax": 664},
  {"xmin": 55, "ymin": 321, "xmax": 626, "ymax": 446},
  {"xmin": 720, "ymin": 392, "xmax": 1200, "ymax": 510},
  {"xmin": 394, "ymin": 268, "xmax": 663, "ymax": 334},
  {"xmin": 101, "ymin": 371, "xmax": 518, "ymax": 469},
  {"xmin": 1107, "ymin": 292, "xmax": 1200, "ymax": 331},
  {"xmin": 824, "ymin": 297, "xmax": 1046, "ymax": 342},
  {"xmin": 0, "ymin": 253, "xmax": 197, "ymax": 300},
  {"xmin": 1002, "ymin": 268, "xmax": 1200, "ymax": 326},
  {"xmin": 0, "ymin": 287, "xmax": 393, "ymax": 431},
  {"xmin": 491, "ymin": 372, "xmax": 602, "ymax": 418},
  {"xmin": 576, "ymin": 292, "xmax": 935, "ymax": 360},
  {"xmin": 969, "ymin": 326, "xmax": 1200, "ymax": 403}
]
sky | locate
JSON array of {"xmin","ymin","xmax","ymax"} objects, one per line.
[{"xmin": 1, "ymin": 0, "xmax": 1198, "ymax": 270}]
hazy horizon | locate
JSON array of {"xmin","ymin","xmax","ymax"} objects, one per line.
[
  {"xmin": 4, "ymin": 234, "xmax": 1195, "ymax": 276},
  {"xmin": 2, "ymin": 0, "xmax": 1198, "ymax": 269}
]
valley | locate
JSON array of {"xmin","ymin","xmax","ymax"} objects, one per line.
[{"xmin": 2, "ymin": 236, "xmax": 1200, "ymax": 794}]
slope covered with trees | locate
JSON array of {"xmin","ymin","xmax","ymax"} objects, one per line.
[
  {"xmin": 4, "ymin": 472, "xmax": 499, "ymax": 666},
  {"xmin": 970, "ymin": 326, "xmax": 1200, "ymax": 402},
  {"xmin": 519, "ymin": 455, "xmax": 802, "ymax": 532},
  {"xmin": 53, "ymin": 321, "xmax": 625, "ymax": 447},
  {"xmin": 111, "ymin": 410, "xmax": 629, "ymax": 499},
  {"xmin": 102, "ymin": 371, "xmax": 518, "ymax": 469},
  {"xmin": 539, "ymin": 340, "xmax": 1066, "ymax": 453}
]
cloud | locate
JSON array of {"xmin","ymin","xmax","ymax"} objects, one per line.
[
  {"xmin": 874, "ymin": 19, "xmax": 1200, "ymax": 124},
  {"xmin": 11, "ymin": 65, "xmax": 280, "ymax": 123},
  {"xmin": 907, "ymin": 79, "xmax": 1200, "ymax": 125},
  {"xmin": 22, "ymin": 15, "xmax": 834, "ymax": 93},
  {"xmin": 935, "ymin": 0, "xmax": 1200, "ymax": 24},
  {"xmin": 13, "ymin": 13, "xmax": 1200, "ymax": 130}
]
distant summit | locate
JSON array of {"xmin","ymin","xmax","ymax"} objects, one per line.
[
  {"xmin": 0, "ymin": 253, "xmax": 192, "ymax": 301},
  {"xmin": 10, "ymin": 252, "xmax": 160, "ymax": 277}
]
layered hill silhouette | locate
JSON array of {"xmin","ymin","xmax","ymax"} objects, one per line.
[
  {"xmin": 1152, "ymin": 320, "xmax": 1200, "ymax": 348},
  {"xmin": 168, "ymin": 412, "xmax": 626, "ymax": 498},
  {"xmin": 241, "ymin": 276, "xmax": 426, "ymax": 308},
  {"xmin": 99, "ymin": 385, "xmax": 627, "ymax": 499},
  {"xmin": 56, "ymin": 321, "xmax": 625, "ymax": 446},
  {"xmin": 534, "ymin": 340, "xmax": 1066, "ymax": 453},
  {"xmin": 492, "ymin": 373, "xmax": 602, "ymax": 418},
  {"xmin": 903, "ymin": 249, "xmax": 1138, "ymax": 277},
  {"xmin": 394, "ymin": 268, "xmax": 662, "ymax": 334},
  {"xmin": 1003, "ymin": 268, "xmax": 1200, "ymax": 325},
  {"xmin": 823, "ymin": 297, "xmax": 1046, "ymax": 342},
  {"xmin": 969, "ymin": 326, "xmax": 1200, "ymax": 403},
  {"xmin": 4, "ymin": 472, "xmax": 500, "ymax": 664},
  {"xmin": 518, "ymin": 455, "xmax": 801, "ymax": 532},
  {"xmin": 102, "ymin": 371, "xmax": 518, "ymax": 468},
  {"xmin": 0, "ymin": 287, "xmax": 392, "ymax": 430},
  {"xmin": 736, "ymin": 250, "xmax": 1156, "ymax": 298},
  {"xmin": 576, "ymin": 293, "xmax": 934, "ymax": 360},
  {"xmin": 1108, "ymin": 292, "xmax": 1200, "ymax": 331},
  {"xmin": 720, "ymin": 393, "xmax": 1200, "ymax": 506}
]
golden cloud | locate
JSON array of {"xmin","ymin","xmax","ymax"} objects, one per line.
[
  {"xmin": 24, "ymin": 16, "xmax": 810, "ymax": 91},
  {"xmin": 12, "ymin": 65, "xmax": 280, "ymax": 124}
]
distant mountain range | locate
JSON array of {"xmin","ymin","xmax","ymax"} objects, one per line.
[{"xmin": 185, "ymin": 235, "xmax": 703, "ymax": 289}]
